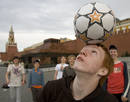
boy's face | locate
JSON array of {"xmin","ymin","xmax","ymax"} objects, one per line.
[
  {"xmin": 13, "ymin": 58, "xmax": 19, "ymax": 64},
  {"xmin": 68, "ymin": 57, "xmax": 75, "ymax": 65},
  {"xmin": 109, "ymin": 49, "xmax": 118, "ymax": 60},
  {"xmin": 61, "ymin": 57, "xmax": 66, "ymax": 63},
  {"xmin": 34, "ymin": 62, "xmax": 40, "ymax": 68},
  {"xmin": 73, "ymin": 45, "xmax": 105, "ymax": 75}
]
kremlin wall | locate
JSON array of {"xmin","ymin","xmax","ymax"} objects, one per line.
[{"xmin": 0, "ymin": 18, "xmax": 130, "ymax": 66}]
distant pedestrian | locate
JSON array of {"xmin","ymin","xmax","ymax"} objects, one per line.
[
  {"xmin": 54, "ymin": 56, "xmax": 68, "ymax": 80},
  {"xmin": 63, "ymin": 55, "xmax": 76, "ymax": 78},
  {"xmin": 28, "ymin": 59, "xmax": 44, "ymax": 102},
  {"xmin": 5, "ymin": 56, "xmax": 25, "ymax": 102}
]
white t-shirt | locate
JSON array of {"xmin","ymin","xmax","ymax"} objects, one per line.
[
  {"xmin": 7, "ymin": 64, "xmax": 25, "ymax": 87},
  {"xmin": 55, "ymin": 63, "xmax": 68, "ymax": 79}
]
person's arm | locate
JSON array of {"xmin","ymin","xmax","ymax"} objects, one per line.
[
  {"xmin": 54, "ymin": 70, "xmax": 58, "ymax": 80},
  {"xmin": 54, "ymin": 64, "xmax": 59, "ymax": 80},
  {"xmin": 21, "ymin": 66, "xmax": 26, "ymax": 85},
  {"xmin": 41, "ymin": 71, "xmax": 44, "ymax": 86},
  {"xmin": 22, "ymin": 73, "xmax": 26, "ymax": 85},
  {"xmin": 5, "ymin": 65, "xmax": 11, "ymax": 84},
  {"xmin": 122, "ymin": 61, "xmax": 129, "ymax": 102},
  {"xmin": 28, "ymin": 71, "xmax": 32, "ymax": 88},
  {"xmin": 5, "ymin": 72, "xmax": 10, "ymax": 84}
]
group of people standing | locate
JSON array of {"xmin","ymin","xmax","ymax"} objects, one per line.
[
  {"xmin": 54, "ymin": 55, "xmax": 76, "ymax": 80},
  {"xmin": 4, "ymin": 54, "xmax": 76, "ymax": 102},
  {"xmin": 4, "ymin": 44, "xmax": 130, "ymax": 102},
  {"xmin": 5, "ymin": 57, "xmax": 44, "ymax": 102}
]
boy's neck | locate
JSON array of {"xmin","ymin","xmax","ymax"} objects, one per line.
[
  {"xmin": 114, "ymin": 58, "xmax": 119, "ymax": 63},
  {"xmin": 14, "ymin": 63, "xmax": 19, "ymax": 66},
  {"xmin": 35, "ymin": 67, "xmax": 38, "ymax": 69},
  {"xmin": 72, "ymin": 74, "xmax": 99, "ymax": 100}
]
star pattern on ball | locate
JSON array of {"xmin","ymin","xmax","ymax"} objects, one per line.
[{"xmin": 88, "ymin": 10, "xmax": 103, "ymax": 23}]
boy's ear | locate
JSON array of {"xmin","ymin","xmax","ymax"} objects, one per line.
[{"xmin": 97, "ymin": 68, "xmax": 108, "ymax": 77}]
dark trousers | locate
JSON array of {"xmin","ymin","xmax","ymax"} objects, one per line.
[{"xmin": 31, "ymin": 87, "xmax": 42, "ymax": 102}]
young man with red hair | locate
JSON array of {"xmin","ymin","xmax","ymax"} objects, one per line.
[{"xmin": 37, "ymin": 44, "xmax": 118, "ymax": 102}]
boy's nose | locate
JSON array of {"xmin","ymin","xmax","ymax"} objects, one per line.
[{"xmin": 76, "ymin": 54, "xmax": 84, "ymax": 62}]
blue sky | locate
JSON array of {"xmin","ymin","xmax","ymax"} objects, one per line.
[{"xmin": 0, "ymin": 0, "xmax": 130, "ymax": 51}]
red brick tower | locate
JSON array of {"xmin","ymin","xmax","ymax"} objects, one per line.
[{"xmin": 6, "ymin": 26, "xmax": 18, "ymax": 60}]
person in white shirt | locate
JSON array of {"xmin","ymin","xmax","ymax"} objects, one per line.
[
  {"xmin": 54, "ymin": 56, "xmax": 68, "ymax": 80},
  {"xmin": 5, "ymin": 56, "xmax": 25, "ymax": 102}
]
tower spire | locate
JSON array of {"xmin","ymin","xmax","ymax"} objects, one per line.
[
  {"xmin": 8, "ymin": 25, "xmax": 15, "ymax": 45},
  {"xmin": 9, "ymin": 25, "xmax": 14, "ymax": 34}
]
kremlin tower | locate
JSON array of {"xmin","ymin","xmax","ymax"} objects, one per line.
[{"xmin": 0, "ymin": 26, "xmax": 18, "ymax": 62}]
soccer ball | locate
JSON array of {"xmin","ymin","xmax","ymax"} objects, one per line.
[{"xmin": 74, "ymin": 2, "xmax": 116, "ymax": 44}]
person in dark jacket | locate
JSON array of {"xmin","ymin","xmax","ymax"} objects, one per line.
[
  {"xmin": 103, "ymin": 45, "xmax": 129, "ymax": 102},
  {"xmin": 63, "ymin": 55, "xmax": 76, "ymax": 78},
  {"xmin": 28, "ymin": 59, "xmax": 44, "ymax": 102},
  {"xmin": 37, "ymin": 44, "xmax": 118, "ymax": 102}
]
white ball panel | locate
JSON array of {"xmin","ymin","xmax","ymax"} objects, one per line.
[
  {"xmin": 102, "ymin": 14, "xmax": 114, "ymax": 31},
  {"xmin": 87, "ymin": 23, "xmax": 104, "ymax": 39},
  {"xmin": 75, "ymin": 16, "xmax": 89, "ymax": 33},
  {"xmin": 78, "ymin": 4, "xmax": 93, "ymax": 15},
  {"xmin": 95, "ymin": 2, "xmax": 111, "ymax": 13}
]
